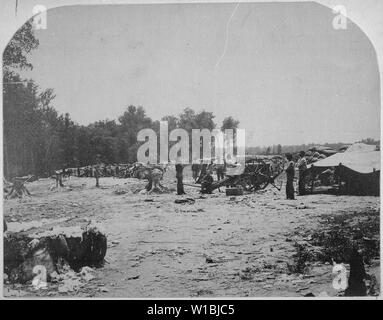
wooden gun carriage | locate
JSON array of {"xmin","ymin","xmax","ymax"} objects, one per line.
[{"xmin": 210, "ymin": 156, "xmax": 285, "ymax": 193}]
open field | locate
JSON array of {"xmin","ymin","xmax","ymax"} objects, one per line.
[{"xmin": 3, "ymin": 170, "xmax": 380, "ymax": 297}]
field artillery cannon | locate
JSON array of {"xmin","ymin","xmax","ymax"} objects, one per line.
[{"xmin": 210, "ymin": 156, "xmax": 285, "ymax": 193}]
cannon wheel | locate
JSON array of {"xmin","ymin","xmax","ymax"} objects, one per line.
[
  {"xmin": 235, "ymin": 175, "xmax": 268, "ymax": 192},
  {"xmin": 255, "ymin": 176, "xmax": 270, "ymax": 190},
  {"xmin": 237, "ymin": 174, "xmax": 270, "ymax": 192},
  {"xmin": 236, "ymin": 176, "xmax": 254, "ymax": 192}
]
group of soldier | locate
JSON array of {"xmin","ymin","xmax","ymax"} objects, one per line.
[
  {"xmin": 176, "ymin": 160, "xmax": 227, "ymax": 195},
  {"xmin": 57, "ymin": 153, "xmax": 308, "ymax": 199}
]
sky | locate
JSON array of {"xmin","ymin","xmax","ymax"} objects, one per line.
[{"xmin": 2, "ymin": 1, "xmax": 381, "ymax": 146}]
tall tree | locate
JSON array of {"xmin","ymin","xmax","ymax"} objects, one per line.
[
  {"xmin": 161, "ymin": 115, "xmax": 179, "ymax": 132},
  {"xmin": 3, "ymin": 20, "xmax": 39, "ymax": 73},
  {"xmin": 221, "ymin": 116, "xmax": 239, "ymax": 131},
  {"xmin": 118, "ymin": 105, "xmax": 154, "ymax": 162}
]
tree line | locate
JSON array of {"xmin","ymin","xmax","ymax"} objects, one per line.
[
  {"xmin": 3, "ymin": 21, "xmax": 242, "ymax": 178},
  {"xmin": 3, "ymin": 21, "xmax": 379, "ymax": 179}
]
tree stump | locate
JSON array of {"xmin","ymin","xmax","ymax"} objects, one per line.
[
  {"xmin": 4, "ymin": 226, "xmax": 107, "ymax": 283},
  {"xmin": 5, "ymin": 178, "xmax": 32, "ymax": 199}
]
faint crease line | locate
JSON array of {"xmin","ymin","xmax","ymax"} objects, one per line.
[{"xmin": 215, "ymin": 2, "xmax": 240, "ymax": 69}]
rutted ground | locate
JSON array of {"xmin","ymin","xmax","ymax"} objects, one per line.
[{"xmin": 3, "ymin": 170, "xmax": 380, "ymax": 297}]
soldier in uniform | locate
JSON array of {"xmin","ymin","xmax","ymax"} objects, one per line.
[
  {"xmin": 175, "ymin": 157, "xmax": 186, "ymax": 195},
  {"xmin": 94, "ymin": 165, "xmax": 100, "ymax": 187},
  {"xmin": 197, "ymin": 161, "xmax": 207, "ymax": 184},
  {"xmin": 216, "ymin": 161, "xmax": 225, "ymax": 181},
  {"xmin": 285, "ymin": 153, "xmax": 295, "ymax": 200},
  {"xmin": 201, "ymin": 170, "xmax": 214, "ymax": 194},
  {"xmin": 297, "ymin": 151, "xmax": 308, "ymax": 195}
]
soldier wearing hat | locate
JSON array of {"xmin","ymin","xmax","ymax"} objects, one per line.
[
  {"xmin": 201, "ymin": 169, "xmax": 214, "ymax": 194},
  {"xmin": 297, "ymin": 151, "xmax": 308, "ymax": 195},
  {"xmin": 285, "ymin": 153, "xmax": 295, "ymax": 200},
  {"xmin": 175, "ymin": 156, "xmax": 186, "ymax": 195}
]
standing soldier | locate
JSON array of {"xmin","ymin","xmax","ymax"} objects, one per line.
[
  {"xmin": 55, "ymin": 170, "xmax": 64, "ymax": 188},
  {"xmin": 197, "ymin": 160, "xmax": 207, "ymax": 184},
  {"xmin": 175, "ymin": 157, "xmax": 186, "ymax": 195},
  {"xmin": 94, "ymin": 165, "xmax": 100, "ymax": 187},
  {"xmin": 297, "ymin": 151, "xmax": 307, "ymax": 195},
  {"xmin": 216, "ymin": 161, "xmax": 225, "ymax": 181},
  {"xmin": 285, "ymin": 153, "xmax": 295, "ymax": 200}
]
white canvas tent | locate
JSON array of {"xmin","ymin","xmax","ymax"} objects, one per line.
[
  {"xmin": 309, "ymin": 143, "xmax": 380, "ymax": 174},
  {"xmin": 308, "ymin": 143, "xmax": 380, "ymax": 196}
]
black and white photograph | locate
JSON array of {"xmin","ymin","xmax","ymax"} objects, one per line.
[{"xmin": 1, "ymin": 0, "xmax": 381, "ymax": 301}]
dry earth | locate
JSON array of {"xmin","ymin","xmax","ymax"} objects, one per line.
[{"xmin": 3, "ymin": 168, "xmax": 380, "ymax": 298}]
